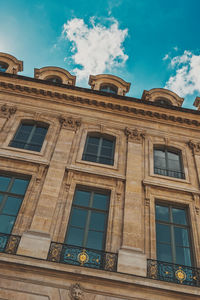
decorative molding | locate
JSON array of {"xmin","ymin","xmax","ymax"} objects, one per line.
[
  {"xmin": 59, "ymin": 115, "xmax": 81, "ymax": 131},
  {"xmin": 69, "ymin": 283, "xmax": 84, "ymax": 300},
  {"xmin": 124, "ymin": 127, "xmax": 145, "ymax": 143},
  {"xmin": 36, "ymin": 165, "xmax": 48, "ymax": 184},
  {"xmin": 188, "ymin": 140, "xmax": 200, "ymax": 155},
  {"xmin": 1, "ymin": 80, "xmax": 200, "ymax": 127},
  {"xmin": 0, "ymin": 103, "xmax": 17, "ymax": 118},
  {"xmin": 195, "ymin": 206, "xmax": 200, "ymax": 215}
]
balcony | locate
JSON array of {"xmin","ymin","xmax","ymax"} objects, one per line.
[
  {"xmin": 154, "ymin": 167, "xmax": 185, "ymax": 179},
  {"xmin": 0, "ymin": 232, "xmax": 21, "ymax": 254},
  {"xmin": 47, "ymin": 242, "xmax": 118, "ymax": 272},
  {"xmin": 147, "ymin": 259, "xmax": 200, "ymax": 286}
]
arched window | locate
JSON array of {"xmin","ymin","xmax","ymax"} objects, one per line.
[
  {"xmin": 154, "ymin": 98, "xmax": 172, "ymax": 106},
  {"xmin": 45, "ymin": 76, "xmax": 62, "ymax": 84},
  {"xmin": 9, "ymin": 121, "xmax": 49, "ymax": 152},
  {"xmin": 154, "ymin": 146, "xmax": 185, "ymax": 179},
  {"xmin": 100, "ymin": 84, "xmax": 118, "ymax": 94},
  {"xmin": 0, "ymin": 62, "xmax": 8, "ymax": 73},
  {"xmin": 82, "ymin": 133, "xmax": 115, "ymax": 165}
]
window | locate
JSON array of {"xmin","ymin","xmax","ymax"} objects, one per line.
[
  {"xmin": 65, "ymin": 187, "xmax": 110, "ymax": 251},
  {"xmin": 9, "ymin": 121, "xmax": 48, "ymax": 152},
  {"xmin": 100, "ymin": 84, "xmax": 118, "ymax": 94},
  {"xmin": 82, "ymin": 134, "xmax": 115, "ymax": 165},
  {"xmin": 0, "ymin": 62, "xmax": 8, "ymax": 73},
  {"xmin": 154, "ymin": 98, "xmax": 172, "ymax": 106},
  {"xmin": 45, "ymin": 76, "xmax": 62, "ymax": 84},
  {"xmin": 156, "ymin": 203, "xmax": 192, "ymax": 266},
  {"xmin": 154, "ymin": 146, "xmax": 185, "ymax": 179}
]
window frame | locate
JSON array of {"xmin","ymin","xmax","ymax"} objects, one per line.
[
  {"xmin": 64, "ymin": 186, "xmax": 110, "ymax": 251},
  {"xmin": 82, "ymin": 133, "xmax": 116, "ymax": 166},
  {"xmin": 155, "ymin": 202, "xmax": 194, "ymax": 266},
  {"xmin": 99, "ymin": 84, "xmax": 118, "ymax": 94},
  {"xmin": 153, "ymin": 146, "xmax": 185, "ymax": 179},
  {"xmin": 9, "ymin": 120, "xmax": 49, "ymax": 152}
]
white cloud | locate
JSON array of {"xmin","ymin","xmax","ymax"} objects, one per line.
[
  {"xmin": 162, "ymin": 54, "xmax": 169, "ymax": 61},
  {"xmin": 165, "ymin": 50, "xmax": 200, "ymax": 97},
  {"xmin": 62, "ymin": 17, "xmax": 128, "ymax": 81}
]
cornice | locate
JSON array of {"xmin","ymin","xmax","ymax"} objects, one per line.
[{"xmin": 0, "ymin": 79, "xmax": 200, "ymax": 127}]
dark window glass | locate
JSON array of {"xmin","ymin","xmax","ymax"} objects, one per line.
[
  {"xmin": 0, "ymin": 62, "xmax": 8, "ymax": 73},
  {"xmin": 100, "ymin": 84, "xmax": 118, "ymax": 94},
  {"xmin": 154, "ymin": 98, "xmax": 172, "ymax": 106},
  {"xmin": 0, "ymin": 175, "xmax": 29, "ymax": 235},
  {"xmin": 154, "ymin": 147, "xmax": 185, "ymax": 179},
  {"xmin": 65, "ymin": 188, "xmax": 110, "ymax": 251},
  {"xmin": 9, "ymin": 122, "xmax": 48, "ymax": 152},
  {"xmin": 156, "ymin": 203, "xmax": 192, "ymax": 266},
  {"xmin": 82, "ymin": 135, "xmax": 115, "ymax": 165},
  {"xmin": 45, "ymin": 76, "xmax": 62, "ymax": 84}
]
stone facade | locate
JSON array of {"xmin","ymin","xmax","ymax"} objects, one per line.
[{"xmin": 0, "ymin": 53, "xmax": 200, "ymax": 299}]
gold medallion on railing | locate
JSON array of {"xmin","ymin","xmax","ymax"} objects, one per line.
[
  {"xmin": 77, "ymin": 249, "xmax": 89, "ymax": 265},
  {"xmin": 175, "ymin": 267, "xmax": 186, "ymax": 283}
]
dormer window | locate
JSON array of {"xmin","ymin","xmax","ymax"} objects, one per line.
[
  {"xmin": 154, "ymin": 98, "xmax": 172, "ymax": 106},
  {"xmin": 100, "ymin": 84, "xmax": 118, "ymax": 94},
  {"xmin": 0, "ymin": 62, "xmax": 8, "ymax": 73},
  {"xmin": 45, "ymin": 76, "xmax": 62, "ymax": 84}
]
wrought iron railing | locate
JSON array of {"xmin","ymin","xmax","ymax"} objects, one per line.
[
  {"xmin": 147, "ymin": 259, "xmax": 200, "ymax": 286},
  {"xmin": 0, "ymin": 232, "xmax": 21, "ymax": 255},
  {"xmin": 154, "ymin": 167, "xmax": 185, "ymax": 179},
  {"xmin": 47, "ymin": 242, "xmax": 118, "ymax": 272}
]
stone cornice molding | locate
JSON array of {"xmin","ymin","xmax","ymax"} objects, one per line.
[
  {"xmin": 188, "ymin": 140, "xmax": 200, "ymax": 155},
  {"xmin": 124, "ymin": 127, "xmax": 145, "ymax": 143},
  {"xmin": 59, "ymin": 115, "xmax": 81, "ymax": 131},
  {"xmin": 1, "ymin": 80, "xmax": 200, "ymax": 127},
  {"xmin": 0, "ymin": 103, "xmax": 17, "ymax": 118}
]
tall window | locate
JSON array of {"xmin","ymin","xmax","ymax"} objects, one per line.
[
  {"xmin": 100, "ymin": 84, "xmax": 118, "ymax": 94},
  {"xmin": 154, "ymin": 146, "xmax": 185, "ymax": 179},
  {"xmin": 0, "ymin": 174, "xmax": 29, "ymax": 235},
  {"xmin": 65, "ymin": 187, "xmax": 110, "ymax": 251},
  {"xmin": 0, "ymin": 62, "xmax": 8, "ymax": 73},
  {"xmin": 82, "ymin": 134, "xmax": 115, "ymax": 165},
  {"xmin": 156, "ymin": 203, "xmax": 192, "ymax": 266},
  {"xmin": 9, "ymin": 121, "xmax": 48, "ymax": 152}
]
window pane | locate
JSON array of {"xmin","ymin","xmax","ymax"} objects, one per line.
[
  {"xmin": 154, "ymin": 149, "xmax": 166, "ymax": 169},
  {"xmin": 70, "ymin": 208, "xmax": 87, "ymax": 228},
  {"xmin": 35, "ymin": 126, "xmax": 48, "ymax": 135},
  {"xmin": 0, "ymin": 215, "xmax": 15, "ymax": 234},
  {"xmin": 99, "ymin": 157, "xmax": 113, "ymax": 165},
  {"xmin": 93, "ymin": 193, "xmax": 109, "ymax": 210},
  {"xmin": 86, "ymin": 144, "xmax": 98, "ymax": 155},
  {"xmin": 176, "ymin": 247, "xmax": 191, "ymax": 266},
  {"xmin": 156, "ymin": 224, "xmax": 171, "ymax": 243},
  {"xmin": 172, "ymin": 208, "xmax": 187, "ymax": 225},
  {"xmin": 66, "ymin": 227, "xmax": 84, "ymax": 247},
  {"xmin": 13, "ymin": 131, "xmax": 30, "ymax": 142},
  {"xmin": 2, "ymin": 197, "xmax": 22, "ymax": 216},
  {"xmin": 87, "ymin": 137, "xmax": 100, "ymax": 145},
  {"xmin": 10, "ymin": 179, "xmax": 29, "ymax": 195},
  {"xmin": 174, "ymin": 227, "xmax": 189, "ymax": 247},
  {"xmin": 157, "ymin": 243, "xmax": 172, "ymax": 263},
  {"xmin": 168, "ymin": 152, "xmax": 181, "ymax": 171},
  {"xmin": 156, "ymin": 205, "xmax": 169, "ymax": 222},
  {"xmin": 87, "ymin": 231, "xmax": 104, "ymax": 250},
  {"xmin": 100, "ymin": 146, "xmax": 113, "ymax": 157},
  {"xmin": 0, "ymin": 176, "xmax": 10, "ymax": 192},
  {"xmin": 89, "ymin": 212, "xmax": 106, "ymax": 231},
  {"xmin": 102, "ymin": 139, "xmax": 113, "ymax": 148},
  {"xmin": 74, "ymin": 190, "xmax": 90, "ymax": 207},
  {"xmin": 19, "ymin": 124, "xmax": 33, "ymax": 133},
  {"xmin": 0, "ymin": 195, "xmax": 3, "ymax": 206}
]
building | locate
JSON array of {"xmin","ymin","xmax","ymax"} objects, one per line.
[{"xmin": 0, "ymin": 52, "xmax": 200, "ymax": 299}]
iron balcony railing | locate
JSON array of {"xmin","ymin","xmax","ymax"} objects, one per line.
[
  {"xmin": 147, "ymin": 259, "xmax": 200, "ymax": 286},
  {"xmin": 0, "ymin": 232, "xmax": 21, "ymax": 255},
  {"xmin": 154, "ymin": 167, "xmax": 185, "ymax": 179},
  {"xmin": 47, "ymin": 242, "xmax": 118, "ymax": 272}
]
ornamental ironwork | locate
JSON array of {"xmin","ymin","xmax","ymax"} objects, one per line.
[
  {"xmin": 0, "ymin": 232, "xmax": 21, "ymax": 254},
  {"xmin": 47, "ymin": 242, "xmax": 118, "ymax": 272},
  {"xmin": 147, "ymin": 259, "xmax": 200, "ymax": 286}
]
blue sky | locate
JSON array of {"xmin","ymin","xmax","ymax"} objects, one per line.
[{"xmin": 1, "ymin": 0, "xmax": 200, "ymax": 108}]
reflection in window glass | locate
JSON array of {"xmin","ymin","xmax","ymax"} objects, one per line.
[{"xmin": 65, "ymin": 188, "xmax": 110, "ymax": 251}]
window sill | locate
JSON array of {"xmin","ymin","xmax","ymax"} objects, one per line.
[{"xmin": 76, "ymin": 158, "xmax": 118, "ymax": 170}]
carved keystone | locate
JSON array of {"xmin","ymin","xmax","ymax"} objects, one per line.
[{"xmin": 124, "ymin": 127, "xmax": 145, "ymax": 143}]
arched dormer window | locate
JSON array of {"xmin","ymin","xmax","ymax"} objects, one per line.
[
  {"xmin": 45, "ymin": 75, "xmax": 62, "ymax": 84},
  {"xmin": 9, "ymin": 120, "xmax": 49, "ymax": 152},
  {"xmin": 154, "ymin": 98, "xmax": 172, "ymax": 106},
  {"xmin": 100, "ymin": 84, "xmax": 118, "ymax": 94},
  {"xmin": 82, "ymin": 133, "xmax": 115, "ymax": 165},
  {"xmin": 154, "ymin": 146, "xmax": 185, "ymax": 179},
  {"xmin": 0, "ymin": 62, "xmax": 9, "ymax": 73}
]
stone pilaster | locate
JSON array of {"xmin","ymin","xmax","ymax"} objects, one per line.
[
  {"xmin": 118, "ymin": 127, "xmax": 147, "ymax": 276},
  {"xmin": 17, "ymin": 116, "xmax": 81, "ymax": 259}
]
